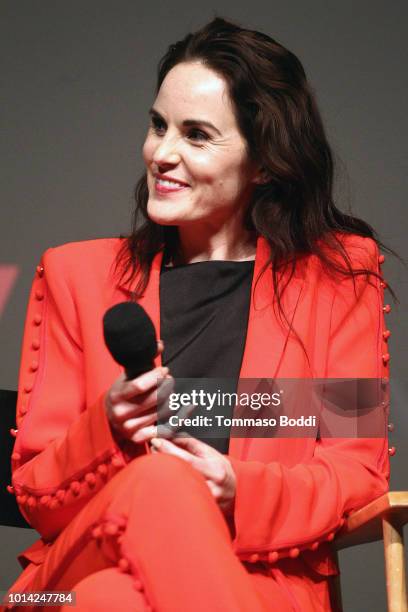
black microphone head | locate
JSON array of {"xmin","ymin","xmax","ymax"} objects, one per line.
[{"xmin": 103, "ymin": 302, "xmax": 157, "ymax": 374}]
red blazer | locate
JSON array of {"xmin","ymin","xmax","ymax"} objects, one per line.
[{"xmin": 9, "ymin": 234, "xmax": 390, "ymax": 591}]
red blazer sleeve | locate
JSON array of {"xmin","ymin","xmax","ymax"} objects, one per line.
[
  {"xmin": 11, "ymin": 248, "xmax": 133, "ymax": 541},
  {"xmin": 228, "ymin": 237, "xmax": 390, "ymax": 562}
]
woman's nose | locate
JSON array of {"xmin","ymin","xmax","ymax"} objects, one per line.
[{"xmin": 152, "ymin": 134, "xmax": 181, "ymax": 166}]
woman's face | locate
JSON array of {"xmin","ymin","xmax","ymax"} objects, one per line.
[{"xmin": 143, "ymin": 61, "xmax": 260, "ymax": 228}]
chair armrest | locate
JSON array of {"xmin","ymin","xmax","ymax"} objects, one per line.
[{"xmin": 334, "ymin": 492, "xmax": 408, "ymax": 550}]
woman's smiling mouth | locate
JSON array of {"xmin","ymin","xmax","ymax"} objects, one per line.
[{"xmin": 154, "ymin": 175, "xmax": 190, "ymax": 193}]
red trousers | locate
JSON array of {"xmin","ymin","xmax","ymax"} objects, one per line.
[{"xmin": 11, "ymin": 454, "xmax": 331, "ymax": 611}]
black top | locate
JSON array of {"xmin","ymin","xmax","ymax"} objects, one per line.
[{"xmin": 160, "ymin": 258, "xmax": 254, "ymax": 453}]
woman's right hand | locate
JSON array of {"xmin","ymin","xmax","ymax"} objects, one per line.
[{"xmin": 105, "ymin": 340, "xmax": 174, "ymax": 445}]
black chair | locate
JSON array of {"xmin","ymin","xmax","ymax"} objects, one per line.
[{"xmin": 0, "ymin": 390, "xmax": 30, "ymax": 528}]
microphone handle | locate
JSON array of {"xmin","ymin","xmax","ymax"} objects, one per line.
[{"xmin": 125, "ymin": 360, "xmax": 156, "ymax": 381}]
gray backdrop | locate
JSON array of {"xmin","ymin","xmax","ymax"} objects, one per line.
[{"xmin": 1, "ymin": 1, "xmax": 407, "ymax": 610}]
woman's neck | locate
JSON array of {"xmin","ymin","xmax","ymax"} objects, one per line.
[{"xmin": 174, "ymin": 223, "xmax": 257, "ymax": 265}]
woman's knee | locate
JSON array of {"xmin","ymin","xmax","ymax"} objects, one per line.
[
  {"xmin": 62, "ymin": 568, "xmax": 150, "ymax": 611},
  {"xmin": 122, "ymin": 452, "xmax": 204, "ymax": 494},
  {"xmin": 132, "ymin": 451, "xmax": 197, "ymax": 479},
  {"xmin": 102, "ymin": 453, "xmax": 209, "ymax": 517}
]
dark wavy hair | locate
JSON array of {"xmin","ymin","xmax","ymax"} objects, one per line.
[{"xmin": 115, "ymin": 17, "xmax": 397, "ymax": 325}]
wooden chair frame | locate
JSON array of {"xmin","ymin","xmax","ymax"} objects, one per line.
[{"xmin": 334, "ymin": 492, "xmax": 408, "ymax": 612}]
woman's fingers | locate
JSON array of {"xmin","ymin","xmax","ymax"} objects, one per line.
[
  {"xmin": 111, "ymin": 376, "xmax": 177, "ymax": 443},
  {"xmin": 111, "ymin": 389, "xmax": 162, "ymax": 421},
  {"xmin": 119, "ymin": 393, "xmax": 173, "ymax": 434},
  {"xmin": 131, "ymin": 425, "xmax": 158, "ymax": 444},
  {"xmin": 123, "ymin": 402, "xmax": 182, "ymax": 443},
  {"xmin": 149, "ymin": 437, "xmax": 198, "ymax": 463},
  {"xmin": 111, "ymin": 366, "xmax": 169, "ymax": 403},
  {"xmin": 111, "ymin": 375, "xmax": 175, "ymax": 423},
  {"xmin": 121, "ymin": 413, "xmax": 157, "ymax": 436}
]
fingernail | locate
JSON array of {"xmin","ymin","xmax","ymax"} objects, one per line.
[
  {"xmin": 161, "ymin": 367, "xmax": 169, "ymax": 376},
  {"xmin": 150, "ymin": 438, "xmax": 162, "ymax": 448}
]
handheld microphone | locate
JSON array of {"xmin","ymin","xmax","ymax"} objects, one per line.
[{"xmin": 103, "ymin": 302, "xmax": 158, "ymax": 380}]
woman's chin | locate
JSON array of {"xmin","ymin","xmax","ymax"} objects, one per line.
[
  {"xmin": 147, "ymin": 200, "xmax": 189, "ymax": 226},
  {"xmin": 146, "ymin": 207, "xmax": 179, "ymax": 226}
]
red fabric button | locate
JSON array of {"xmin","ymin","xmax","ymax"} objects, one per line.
[
  {"xmin": 10, "ymin": 428, "xmax": 18, "ymax": 437},
  {"xmin": 388, "ymin": 446, "xmax": 396, "ymax": 456},
  {"xmin": 118, "ymin": 558, "xmax": 131, "ymax": 573},
  {"xmin": 56, "ymin": 489, "xmax": 66, "ymax": 502},
  {"xmin": 97, "ymin": 463, "xmax": 108, "ymax": 476},
  {"xmin": 268, "ymin": 551, "xmax": 279, "ymax": 563},
  {"xmin": 30, "ymin": 360, "xmax": 39, "ymax": 372},
  {"xmin": 20, "ymin": 405, "xmax": 28, "ymax": 415},
  {"xmin": 33, "ymin": 314, "xmax": 42, "ymax": 325},
  {"xmin": 35, "ymin": 290, "xmax": 44, "ymax": 300},
  {"xmin": 111, "ymin": 454, "xmax": 123, "ymax": 468},
  {"xmin": 85, "ymin": 472, "xmax": 96, "ymax": 487},
  {"xmin": 378, "ymin": 254, "xmax": 385, "ymax": 263},
  {"xmin": 32, "ymin": 339, "xmax": 40, "ymax": 350},
  {"xmin": 6, "ymin": 485, "xmax": 14, "ymax": 494},
  {"xmin": 11, "ymin": 452, "xmax": 21, "ymax": 461},
  {"xmin": 388, "ymin": 422, "xmax": 394, "ymax": 432},
  {"xmin": 383, "ymin": 329, "xmax": 391, "ymax": 340},
  {"xmin": 310, "ymin": 541, "xmax": 319, "ymax": 551},
  {"xmin": 133, "ymin": 579, "xmax": 144, "ymax": 591},
  {"xmin": 249, "ymin": 553, "xmax": 259, "ymax": 562},
  {"xmin": 24, "ymin": 383, "xmax": 33, "ymax": 393},
  {"xmin": 36, "ymin": 265, "xmax": 44, "ymax": 277},
  {"xmin": 327, "ymin": 531, "xmax": 335, "ymax": 541},
  {"xmin": 70, "ymin": 481, "xmax": 81, "ymax": 495},
  {"xmin": 383, "ymin": 304, "xmax": 391, "ymax": 314},
  {"xmin": 289, "ymin": 547, "xmax": 300, "ymax": 558},
  {"xmin": 91, "ymin": 525, "xmax": 103, "ymax": 540},
  {"xmin": 104, "ymin": 522, "xmax": 119, "ymax": 536},
  {"xmin": 382, "ymin": 353, "xmax": 390, "ymax": 364}
]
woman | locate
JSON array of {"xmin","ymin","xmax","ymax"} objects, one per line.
[{"xmin": 6, "ymin": 17, "xmax": 392, "ymax": 611}]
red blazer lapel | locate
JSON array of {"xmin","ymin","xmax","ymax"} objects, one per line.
[
  {"xmin": 138, "ymin": 251, "xmax": 164, "ymax": 369},
  {"xmin": 119, "ymin": 250, "xmax": 164, "ymax": 368},
  {"xmin": 229, "ymin": 236, "xmax": 305, "ymax": 460}
]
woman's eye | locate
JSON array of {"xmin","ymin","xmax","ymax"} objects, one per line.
[
  {"xmin": 187, "ymin": 128, "xmax": 209, "ymax": 142},
  {"xmin": 150, "ymin": 117, "xmax": 166, "ymax": 134},
  {"xmin": 149, "ymin": 118, "xmax": 208, "ymax": 142}
]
